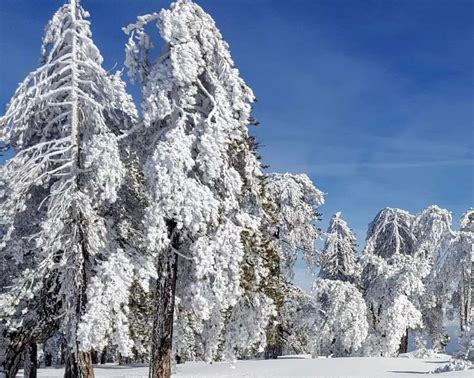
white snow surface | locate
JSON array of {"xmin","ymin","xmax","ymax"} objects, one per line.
[{"xmin": 17, "ymin": 354, "xmax": 473, "ymax": 377}]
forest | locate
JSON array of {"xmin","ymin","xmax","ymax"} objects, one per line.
[{"xmin": 0, "ymin": 0, "xmax": 473, "ymax": 377}]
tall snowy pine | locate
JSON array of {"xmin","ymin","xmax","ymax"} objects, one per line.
[
  {"xmin": 124, "ymin": 0, "xmax": 268, "ymax": 375},
  {"xmin": 261, "ymin": 173, "xmax": 324, "ymax": 358},
  {"xmin": 318, "ymin": 212, "xmax": 358, "ymax": 282},
  {"xmin": 360, "ymin": 208, "xmax": 427, "ymax": 356},
  {"xmin": 411, "ymin": 205, "xmax": 454, "ymax": 353},
  {"xmin": 442, "ymin": 209, "xmax": 474, "ymax": 360},
  {"xmin": 364, "ymin": 208, "xmax": 415, "ymax": 259},
  {"xmin": 0, "ymin": 1, "xmax": 137, "ymax": 376}
]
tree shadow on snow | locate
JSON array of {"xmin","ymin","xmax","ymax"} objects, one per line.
[{"xmin": 387, "ymin": 371, "xmax": 427, "ymax": 375}]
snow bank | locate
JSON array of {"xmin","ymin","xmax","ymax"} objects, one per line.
[{"xmin": 18, "ymin": 355, "xmax": 474, "ymax": 377}]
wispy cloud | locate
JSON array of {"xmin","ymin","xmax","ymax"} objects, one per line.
[{"xmin": 314, "ymin": 159, "xmax": 474, "ymax": 170}]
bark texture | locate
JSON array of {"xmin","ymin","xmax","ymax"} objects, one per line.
[
  {"xmin": 398, "ymin": 329, "xmax": 408, "ymax": 354},
  {"xmin": 64, "ymin": 352, "xmax": 94, "ymax": 378},
  {"xmin": 149, "ymin": 248, "xmax": 179, "ymax": 378},
  {"xmin": 23, "ymin": 343, "xmax": 38, "ymax": 378}
]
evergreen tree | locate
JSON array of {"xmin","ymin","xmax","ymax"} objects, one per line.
[
  {"xmin": 458, "ymin": 209, "xmax": 474, "ymax": 332},
  {"xmin": 361, "ymin": 207, "xmax": 426, "ymax": 356},
  {"xmin": 364, "ymin": 207, "xmax": 415, "ymax": 259},
  {"xmin": 319, "ymin": 212, "xmax": 358, "ymax": 282},
  {"xmin": 360, "ymin": 253, "xmax": 428, "ymax": 357},
  {"xmin": 261, "ymin": 173, "xmax": 324, "ymax": 358},
  {"xmin": 310, "ymin": 279, "xmax": 368, "ymax": 357},
  {"xmin": 0, "ymin": 1, "xmax": 137, "ymax": 376},
  {"xmin": 124, "ymin": 0, "xmax": 268, "ymax": 375},
  {"xmin": 411, "ymin": 205, "xmax": 454, "ymax": 353},
  {"xmin": 264, "ymin": 173, "xmax": 324, "ymax": 276}
]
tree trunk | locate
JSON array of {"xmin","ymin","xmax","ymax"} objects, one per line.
[
  {"xmin": 99, "ymin": 349, "xmax": 107, "ymax": 365},
  {"xmin": 90, "ymin": 351, "xmax": 98, "ymax": 365},
  {"xmin": 64, "ymin": 351, "xmax": 94, "ymax": 378},
  {"xmin": 23, "ymin": 343, "xmax": 37, "ymax": 378},
  {"xmin": 3, "ymin": 334, "xmax": 27, "ymax": 378},
  {"xmin": 149, "ymin": 249, "xmax": 179, "ymax": 378},
  {"xmin": 264, "ymin": 344, "xmax": 283, "ymax": 359},
  {"xmin": 398, "ymin": 329, "xmax": 408, "ymax": 354},
  {"xmin": 3, "ymin": 352, "xmax": 22, "ymax": 378},
  {"xmin": 44, "ymin": 351, "xmax": 52, "ymax": 367},
  {"xmin": 460, "ymin": 266, "xmax": 472, "ymax": 331},
  {"xmin": 0, "ymin": 326, "xmax": 7, "ymax": 378},
  {"xmin": 118, "ymin": 355, "xmax": 131, "ymax": 365}
]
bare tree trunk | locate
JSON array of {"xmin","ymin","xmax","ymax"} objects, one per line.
[
  {"xmin": 0, "ymin": 326, "xmax": 7, "ymax": 378},
  {"xmin": 3, "ymin": 333, "xmax": 28, "ymax": 378},
  {"xmin": 3, "ymin": 353, "xmax": 22, "ymax": 378},
  {"xmin": 3, "ymin": 351, "xmax": 22, "ymax": 378},
  {"xmin": 23, "ymin": 343, "xmax": 37, "ymax": 378},
  {"xmin": 64, "ymin": 351, "xmax": 94, "ymax": 378},
  {"xmin": 99, "ymin": 349, "xmax": 107, "ymax": 365},
  {"xmin": 398, "ymin": 329, "xmax": 408, "ymax": 354},
  {"xmin": 149, "ymin": 249, "xmax": 179, "ymax": 378},
  {"xmin": 90, "ymin": 351, "xmax": 98, "ymax": 365}
]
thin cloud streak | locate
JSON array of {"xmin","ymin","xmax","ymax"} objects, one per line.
[{"xmin": 314, "ymin": 159, "xmax": 474, "ymax": 170}]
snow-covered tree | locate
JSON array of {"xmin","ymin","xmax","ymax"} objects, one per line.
[
  {"xmin": 310, "ymin": 279, "xmax": 368, "ymax": 357},
  {"xmin": 439, "ymin": 209, "xmax": 474, "ymax": 358},
  {"xmin": 124, "ymin": 0, "xmax": 270, "ymax": 374},
  {"xmin": 258, "ymin": 284, "xmax": 320, "ymax": 358},
  {"xmin": 318, "ymin": 212, "xmax": 358, "ymax": 282},
  {"xmin": 360, "ymin": 253, "xmax": 429, "ymax": 357},
  {"xmin": 260, "ymin": 173, "xmax": 324, "ymax": 358},
  {"xmin": 410, "ymin": 206, "xmax": 454, "ymax": 353},
  {"xmin": 438, "ymin": 209, "xmax": 474, "ymax": 331},
  {"xmin": 364, "ymin": 208, "xmax": 415, "ymax": 259},
  {"xmin": 264, "ymin": 173, "xmax": 324, "ymax": 276},
  {"xmin": 0, "ymin": 0, "xmax": 137, "ymax": 376},
  {"xmin": 457, "ymin": 327, "xmax": 474, "ymax": 361},
  {"xmin": 457, "ymin": 209, "xmax": 474, "ymax": 331},
  {"xmin": 361, "ymin": 207, "xmax": 421, "ymax": 354}
]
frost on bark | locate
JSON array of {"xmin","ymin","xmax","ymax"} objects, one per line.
[{"xmin": 0, "ymin": 0, "xmax": 136, "ymax": 376}]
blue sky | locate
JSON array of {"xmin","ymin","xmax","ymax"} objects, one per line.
[{"xmin": 1, "ymin": 0, "xmax": 473, "ymax": 289}]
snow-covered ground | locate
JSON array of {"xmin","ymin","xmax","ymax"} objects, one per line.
[{"xmin": 18, "ymin": 354, "xmax": 472, "ymax": 377}]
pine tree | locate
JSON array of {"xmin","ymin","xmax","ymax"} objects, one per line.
[
  {"xmin": 360, "ymin": 253, "xmax": 428, "ymax": 357},
  {"xmin": 458, "ymin": 209, "xmax": 474, "ymax": 332},
  {"xmin": 361, "ymin": 208, "xmax": 429, "ymax": 356},
  {"xmin": 318, "ymin": 212, "xmax": 358, "ymax": 282},
  {"xmin": 364, "ymin": 207, "xmax": 416, "ymax": 259},
  {"xmin": 124, "ymin": 0, "xmax": 267, "ymax": 375},
  {"xmin": 410, "ymin": 205, "xmax": 454, "ymax": 353},
  {"xmin": 261, "ymin": 173, "xmax": 324, "ymax": 358},
  {"xmin": 264, "ymin": 173, "xmax": 324, "ymax": 276},
  {"xmin": 0, "ymin": 1, "xmax": 137, "ymax": 376},
  {"xmin": 310, "ymin": 279, "xmax": 368, "ymax": 357},
  {"xmin": 361, "ymin": 207, "xmax": 421, "ymax": 354}
]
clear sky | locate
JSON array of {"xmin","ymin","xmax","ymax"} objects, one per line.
[{"xmin": 1, "ymin": 0, "xmax": 473, "ymax": 290}]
